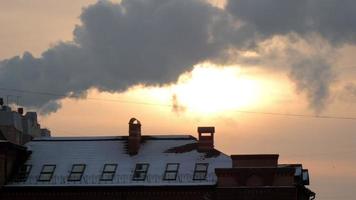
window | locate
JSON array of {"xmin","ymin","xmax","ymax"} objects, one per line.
[
  {"xmin": 193, "ymin": 163, "xmax": 209, "ymax": 180},
  {"xmin": 100, "ymin": 164, "xmax": 117, "ymax": 181},
  {"xmin": 68, "ymin": 164, "xmax": 86, "ymax": 181},
  {"xmin": 14, "ymin": 164, "xmax": 32, "ymax": 182},
  {"xmin": 132, "ymin": 163, "xmax": 149, "ymax": 181},
  {"xmin": 38, "ymin": 164, "xmax": 56, "ymax": 182},
  {"xmin": 163, "ymin": 163, "xmax": 179, "ymax": 180}
]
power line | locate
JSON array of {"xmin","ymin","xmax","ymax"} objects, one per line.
[
  {"xmin": 229, "ymin": 109, "xmax": 356, "ymax": 120},
  {"xmin": 283, "ymin": 147, "xmax": 356, "ymax": 158},
  {"xmin": 0, "ymin": 87, "xmax": 171, "ymax": 107},
  {"xmin": 1, "ymin": 87, "xmax": 356, "ymax": 120}
]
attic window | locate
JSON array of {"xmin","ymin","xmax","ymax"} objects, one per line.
[
  {"xmin": 163, "ymin": 163, "xmax": 179, "ymax": 180},
  {"xmin": 38, "ymin": 165, "xmax": 56, "ymax": 182},
  {"xmin": 100, "ymin": 164, "xmax": 117, "ymax": 181},
  {"xmin": 193, "ymin": 163, "xmax": 209, "ymax": 180},
  {"xmin": 132, "ymin": 163, "xmax": 149, "ymax": 181},
  {"xmin": 14, "ymin": 164, "xmax": 32, "ymax": 182},
  {"xmin": 68, "ymin": 164, "xmax": 86, "ymax": 181}
]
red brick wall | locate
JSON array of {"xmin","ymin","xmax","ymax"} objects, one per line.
[
  {"xmin": 0, "ymin": 153, "xmax": 6, "ymax": 186},
  {"xmin": 231, "ymin": 155, "xmax": 279, "ymax": 168},
  {"xmin": 216, "ymin": 187, "xmax": 297, "ymax": 200},
  {"xmin": 216, "ymin": 167, "xmax": 295, "ymax": 187},
  {"xmin": 0, "ymin": 126, "xmax": 21, "ymax": 145},
  {"xmin": 0, "ymin": 142, "xmax": 28, "ymax": 187},
  {"xmin": 214, "ymin": 167, "xmax": 307, "ymax": 200},
  {"xmin": 0, "ymin": 187, "xmax": 214, "ymax": 200},
  {"xmin": 1, "ymin": 187, "xmax": 299, "ymax": 200}
]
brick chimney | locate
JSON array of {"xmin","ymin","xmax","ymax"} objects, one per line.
[
  {"xmin": 17, "ymin": 107, "xmax": 24, "ymax": 115},
  {"xmin": 197, "ymin": 126, "xmax": 214, "ymax": 152},
  {"xmin": 128, "ymin": 118, "xmax": 141, "ymax": 155}
]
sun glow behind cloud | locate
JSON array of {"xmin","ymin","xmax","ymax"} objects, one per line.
[
  {"xmin": 171, "ymin": 64, "xmax": 263, "ymax": 114},
  {"xmin": 39, "ymin": 62, "xmax": 294, "ymax": 131},
  {"xmin": 125, "ymin": 63, "xmax": 287, "ymax": 117}
]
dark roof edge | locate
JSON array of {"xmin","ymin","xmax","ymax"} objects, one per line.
[
  {"xmin": 0, "ymin": 140, "xmax": 27, "ymax": 151},
  {"xmin": 3, "ymin": 184, "xmax": 215, "ymax": 189},
  {"xmin": 31, "ymin": 135, "xmax": 197, "ymax": 142}
]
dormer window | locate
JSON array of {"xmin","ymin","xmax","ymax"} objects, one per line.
[
  {"xmin": 68, "ymin": 164, "xmax": 86, "ymax": 181},
  {"xmin": 38, "ymin": 164, "xmax": 56, "ymax": 182},
  {"xmin": 163, "ymin": 163, "xmax": 179, "ymax": 181},
  {"xmin": 193, "ymin": 163, "xmax": 209, "ymax": 180},
  {"xmin": 100, "ymin": 164, "xmax": 117, "ymax": 181},
  {"xmin": 132, "ymin": 163, "xmax": 149, "ymax": 181},
  {"xmin": 14, "ymin": 164, "xmax": 32, "ymax": 182}
]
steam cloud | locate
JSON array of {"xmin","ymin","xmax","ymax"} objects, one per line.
[{"xmin": 0, "ymin": 0, "xmax": 355, "ymax": 114}]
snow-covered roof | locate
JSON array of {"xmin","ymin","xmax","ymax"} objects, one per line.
[{"xmin": 6, "ymin": 135, "xmax": 231, "ymax": 187}]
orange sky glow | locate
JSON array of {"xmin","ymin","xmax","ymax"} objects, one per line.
[{"xmin": 1, "ymin": 1, "xmax": 356, "ymax": 199}]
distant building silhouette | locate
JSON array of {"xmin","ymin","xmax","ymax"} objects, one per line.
[{"xmin": 0, "ymin": 98, "xmax": 315, "ymax": 200}]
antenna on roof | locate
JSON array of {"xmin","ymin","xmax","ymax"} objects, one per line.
[
  {"xmin": 4, "ymin": 95, "xmax": 21, "ymax": 106},
  {"xmin": 16, "ymin": 95, "xmax": 21, "ymax": 106},
  {"xmin": 6, "ymin": 95, "xmax": 11, "ymax": 105}
]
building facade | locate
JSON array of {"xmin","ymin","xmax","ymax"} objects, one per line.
[{"xmin": 0, "ymin": 100, "xmax": 315, "ymax": 200}]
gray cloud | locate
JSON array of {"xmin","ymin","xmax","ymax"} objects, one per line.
[
  {"xmin": 265, "ymin": 36, "xmax": 336, "ymax": 113},
  {"xmin": 0, "ymin": 0, "xmax": 355, "ymax": 114},
  {"xmin": 0, "ymin": 0, "xmax": 232, "ymax": 113},
  {"xmin": 226, "ymin": 0, "xmax": 356, "ymax": 44},
  {"xmin": 289, "ymin": 57, "xmax": 335, "ymax": 113},
  {"xmin": 224, "ymin": 0, "xmax": 356, "ymax": 112}
]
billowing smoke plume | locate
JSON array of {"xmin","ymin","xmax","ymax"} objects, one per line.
[
  {"xmin": 0, "ymin": 0, "xmax": 231, "ymax": 113},
  {"xmin": 0, "ymin": 0, "xmax": 355, "ymax": 114}
]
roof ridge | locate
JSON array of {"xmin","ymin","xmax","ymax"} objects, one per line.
[{"xmin": 31, "ymin": 135, "xmax": 197, "ymax": 142}]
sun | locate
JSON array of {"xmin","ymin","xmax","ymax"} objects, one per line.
[
  {"xmin": 171, "ymin": 64, "xmax": 263, "ymax": 114},
  {"xmin": 119, "ymin": 63, "xmax": 275, "ymax": 117}
]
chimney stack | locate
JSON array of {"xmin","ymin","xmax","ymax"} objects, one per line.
[
  {"xmin": 197, "ymin": 126, "xmax": 215, "ymax": 152},
  {"xmin": 17, "ymin": 107, "xmax": 24, "ymax": 115},
  {"xmin": 128, "ymin": 118, "xmax": 141, "ymax": 155}
]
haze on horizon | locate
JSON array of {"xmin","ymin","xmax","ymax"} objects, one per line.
[{"xmin": 0, "ymin": 0, "xmax": 355, "ymax": 199}]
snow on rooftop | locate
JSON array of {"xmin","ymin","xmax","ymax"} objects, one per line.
[
  {"xmin": 32, "ymin": 135, "xmax": 195, "ymax": 141},
  {"xmin": 7, "ymin": 136, "xmax": 231, "ymax": 187}
]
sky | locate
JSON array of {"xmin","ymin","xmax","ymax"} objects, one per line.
[{"xmin": 0, "ymin": 0, "xmax": 356, "ymax": 199}]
